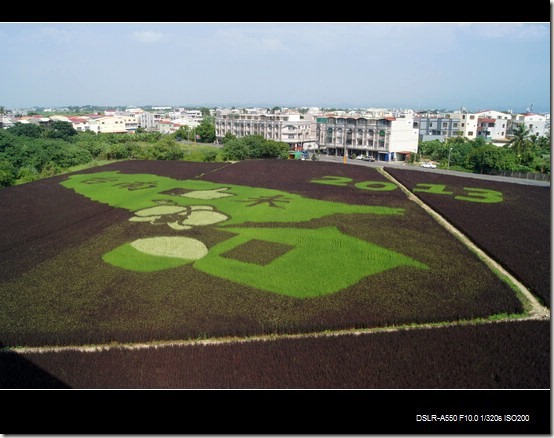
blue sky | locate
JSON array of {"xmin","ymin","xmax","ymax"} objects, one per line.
[{"xmin": 0, "ymin": 23, "xmax": 550, "ymax": 113}]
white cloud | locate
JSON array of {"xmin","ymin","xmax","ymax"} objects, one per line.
[
  {"xmin": 210, "ymin": 28, "xmax": 288, "ymax": 53},
  {"xmin": 460, "ymin": 23, "xmax": 549, "ymax": 40},
  {"xmin": 130, "ymin": 30, "xmax": 164, "ymax": 43}
]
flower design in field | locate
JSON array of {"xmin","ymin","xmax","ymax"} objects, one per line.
[
  {"xmin": 129, "ymin": 204, "xmax": 229, "ymax": 230},
  {"xmin": 180, "ymin": 187, "xmax": 233, "ymax": 200},
  {"xmin": 236, "ymin": 195, "xmax": 291, "ymax": 209}
]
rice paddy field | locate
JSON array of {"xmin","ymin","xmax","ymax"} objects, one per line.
[{"xmin": 0, "ymin": 159, "xmax": 550, "ymax": 391}]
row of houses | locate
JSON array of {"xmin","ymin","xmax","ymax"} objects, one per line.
[
  {"xmin": 0, "ymin": 107, "xmax": 204, "ymax": 135},
  {"xmin": 1, "ymin": 106, "xmax": 549, "ymax": 162},
  {"xmin": 416, "ymin": 109, "xmax": 549, "ymax": 145},
  {"xmin": 214, "ymin": 107, "xmax": 550, "ymax": 161}
]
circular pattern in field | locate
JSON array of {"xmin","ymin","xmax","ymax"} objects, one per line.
[
  {"xmin": 131, "ymin": 236, "xmax": 208, "ymax": 260},
  {"xmin": 102, "ymin": 237, "xmax": 208, "ymax": 272}
]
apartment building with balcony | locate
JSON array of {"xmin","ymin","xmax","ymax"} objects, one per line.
[
  {"xmin": 415, "ymin": 115, "xmax": 463, "ymax": 141},
  {"xmin": 510, "ymin": 113, "xmax": 548, "ymax": 137},
  {"xmin": 136, "ymin": 111, "xmax": 156, "ymax": 130},
  {"xmin": 215, "ymin": 110, "xmax": 317, "ymax": 149},
  {"xmin": 316, "ymin": 114, "xmax": 418, "ymax": 161},
  {"xmin": 443, "ymin": 111, "xmax": 479, "ymax": 139},
  {"xmin": 473, "ymin": 110, "xmax": 510, "ymax": 141}
]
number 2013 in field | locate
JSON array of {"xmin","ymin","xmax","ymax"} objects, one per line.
[{"xmin": 310, "ymin": 176, "xmax": 503, "ymax": 203}]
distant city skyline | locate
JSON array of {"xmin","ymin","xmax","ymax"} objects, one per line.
[{"xmin": 0, "ymin": 23, "xmax": 550, "ymax": 114}]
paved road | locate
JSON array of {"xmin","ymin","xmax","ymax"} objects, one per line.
[{"xmin": 317, "ymin": 155, "xmax": 551, "ymax": 187}]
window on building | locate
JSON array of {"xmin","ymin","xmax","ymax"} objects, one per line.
[
  {"xmin": 470, "ymin": 115, "xmax": 475, "ymax": 120},
  {"xmin": 461, "ymin": 123, "xmax": 465, "ymax": 127},
  {"xmin": 468, "ymin": 131, "xmax": 474, "ymax": 136},
  {"xmin": 442, "ymin": 122, "xmax": 448, "ymax": 127}
]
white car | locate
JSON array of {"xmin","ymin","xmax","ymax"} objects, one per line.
[{"xmin": 420, "ymin": 162, "xmax": 437, "ymax": 168}]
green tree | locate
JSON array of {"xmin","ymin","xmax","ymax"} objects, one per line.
[
  {"xmin": 506, "ymin": 124, "xmax": 533, "ymax": 164},
  {"xmin": 196, "ymin": 117, "xmax": 216, "ymax": 143},
  {"xmin": 221, "ymin": 138, "xmax": 248, "ymax": 161},
  {"xmin": 174, "ymin": 126, "xmax": 192, "ymax": 141},
  {"xmin": 44, "ymin": 121, "xmax": 77, "ymax": 141},
  {"xmin": 8, "ymin": 123, "xmax": 43, "ymax": 138},
  {"xmin": 442, "ymin": 137, "xmax": 478, "ymax": 170},
  {"xmin": 221, "ymin": 135, "xmax": 289, "ymax": 161},
  {"xmin": 469, "ymin": 145, "xmax": 517, "ymax": 174},
  {"xmin": 105, "ymin": 143, "xmax": 131, "ymax": 160},
  {"xmin": 222, "ymin": 132, "xmax": 237, "ymax": 144},
  {"xmin": 0, "ymin": 158, "xmax": 16, "ymax": 187},
  {"xmin": 199, "ymin": 107, "xmax": 212, "ymax": 118},
  {"xmin": 17, "ymin": 166, "xmax": 40, "ymax": 184},
  {"xmin": 39, "ymin": 161, "xmax": 61, "ymax": 178},
  {"xmin": 202, "ymin": 149, "xmax": 218, "ymax": 162},
  {"xmin": 75, "ymin": 138, "xmax": 108, "ymax": 158},
  {"xmin": 143, "ymin": 138, "xmax": 184, "ymax": 160},
  {"xmin": 0, "ymin": 129, "xmax": 14, "ymax": 153}
]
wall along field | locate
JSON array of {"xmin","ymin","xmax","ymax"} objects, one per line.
[{"xmin": 0, "ymin": 160, "xmax": 528, "ymax": 348}]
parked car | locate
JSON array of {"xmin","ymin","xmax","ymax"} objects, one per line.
[
  {"xmin": 355, "ymin": 155, "xmax": 364, "ymax": 160},
  {"xmin": 420, "ymin": 162, "xmax": 437, "ymax": 168}
]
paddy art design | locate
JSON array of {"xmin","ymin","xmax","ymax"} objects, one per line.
[{"xmin": 62, "ymin": 171, "xmax": 428, "ymax": 297}]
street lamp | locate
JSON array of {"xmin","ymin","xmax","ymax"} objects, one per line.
[{"xmin": 447, "ymin": 146, "xmax": 453, "ymax": 170}]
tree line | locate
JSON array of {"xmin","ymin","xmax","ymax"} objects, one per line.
[
  {"xmin": 417, "ymin": 125, "xmax": 550, "ymax": 175},
  {"xmin": 0, "ymin": 119, "xmax": 291, "ymax": 188}
]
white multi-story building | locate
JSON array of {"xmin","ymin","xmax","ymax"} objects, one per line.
[
  {"xmin": 316, "ymin": 113, "xmax": 418, "ymax": 161},
  {"xmin": 156, "ymin": 120, "xmax": 178, "ymax": 134},
  {"xmin": 172, "ymin": 117, "xmax": 200, "ymax": 129},
  {"xmin": 474, "ymin": 110, "xmax": 511, "ymax": 141},
  {"xmin": 444, "ymin": 110, "xmax": 479, "ymax": 139},
  {"xmin": 0, "ymin": 116, "xmax": 15, "ymax": 129},
  {"xmin": 215, "ymin": 110, "xmax": 318, "ymax": 149},
  {"xmin": 136, "ymin": 112, "xmax": 156, "ymax": 130},
  {"xmin": 184, "ymin": 110, "xmax": 203, "ymax": 120},
  {"xmin": 510, "ymin": 113, "xmax": 548, "ymax": 138},
  {"xmin": 68, "ymin": 116, "xmax": 91, "ymax": 132},
  {"xmin": 88, "ymin": 115, "xmax": 138, "ymax": 134}
]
